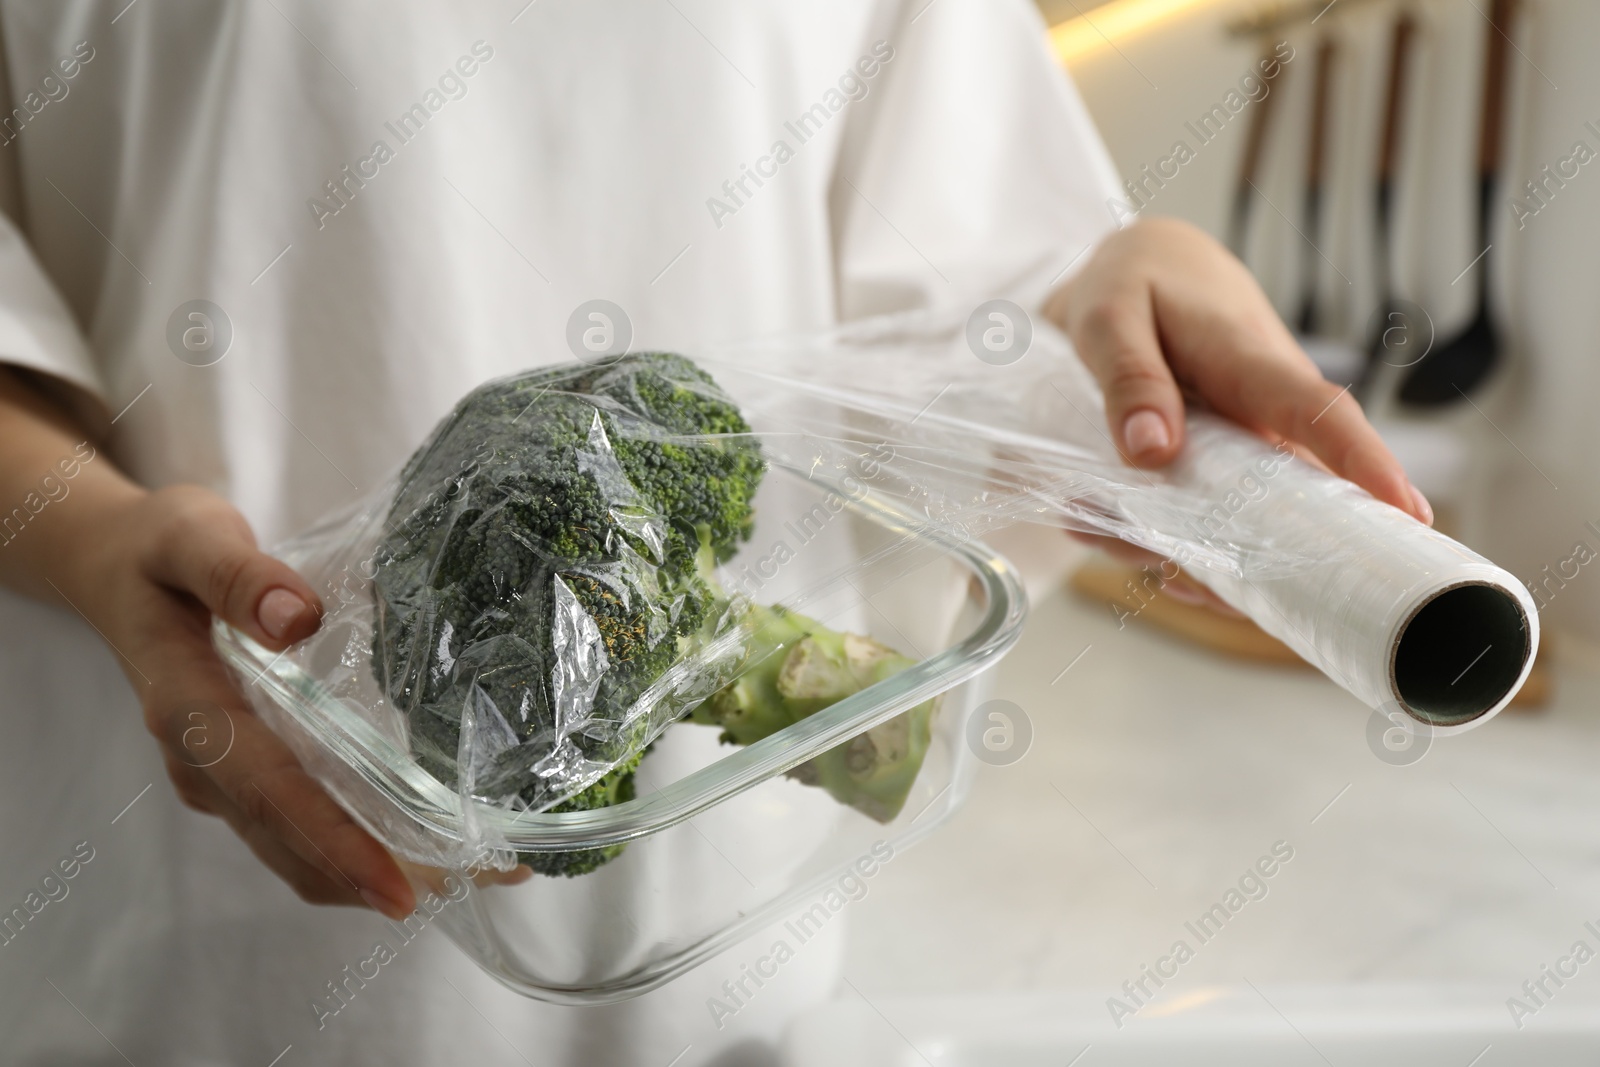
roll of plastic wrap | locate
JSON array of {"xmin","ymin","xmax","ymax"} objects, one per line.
[
  {"xmin": 1151, "ymin": 415, "xmax": 1537, "ymax": 734},
  {"xmin": 710, "ymin": 313, "xmax": 1538, "ymax": 734},
  {"xmin": 1008, "ymin": 364, "xmax": 1540, "ymax": 735},
  {"xmin": 955, "ymin": 401, "xmax": 1541, "ymax": 734}
]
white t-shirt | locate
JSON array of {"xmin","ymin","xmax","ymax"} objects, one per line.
[{"xmin": 0, "ymin": 1, "xmax": 1118, "ymax": 1064}]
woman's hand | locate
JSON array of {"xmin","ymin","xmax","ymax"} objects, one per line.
[
  {"xmin": 1046, "ymin": 216, "xmax": 1432, "ymax": 524},
  {"xmin": 0, "ymin": 369, "xmax": 415, "ymax": 920},
  {"xmin": 71, "ymin": 486, "xmax": 418, "ymax": 919}
]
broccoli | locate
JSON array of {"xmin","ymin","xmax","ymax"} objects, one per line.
[
  {"xmin": 519, "ymin": 745, "xmax": 648, "ymax": 878},
  {"xmin": 371, "ymin": 353, "xmax": 934, "ymax": 878},
  {"xmin": 693, "ymin": 603, "xmax": 939, "ymax": 823}
]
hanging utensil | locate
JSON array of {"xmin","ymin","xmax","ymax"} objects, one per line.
[
  {"xmin": 1353, "ymin": 12, "xmax": 1418, "ymax": 403},
  {"xmin": 1397, "ymin": 0, "xmax": 1514, "ymax": 407},
  {"xmin": 1227, "ymin": 40, "xmax": 1288, "ymax": 256},
  {"xmin": 1293, "ymin": 37, "xmax": 1337, "ymax": 337},
  {"xmin": 1288, "ymin": 36, "xmax": 1366, "ymax": 385}
]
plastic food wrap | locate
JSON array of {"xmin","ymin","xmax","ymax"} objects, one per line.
[
  {"xmin": 222, "ymin": 309, "xmax": 1536, "ymax": 879},
  {"xmin": 698, "ymin": 310, "xmax": 1537, "ymax": 736}
]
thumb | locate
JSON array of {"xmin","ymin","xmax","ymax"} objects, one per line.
[
  {"xmin": 1068, "ymin": 296, "xmax": 1188, "ymax": 467},
  {"xmin": 142, "ymin": 488, "xmax": 323, "ymax": 649}
]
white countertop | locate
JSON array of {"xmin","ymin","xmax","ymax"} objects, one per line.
[{"xmin": 841, "ymin": 551, "xmax": 1600, "ymax": 1003}]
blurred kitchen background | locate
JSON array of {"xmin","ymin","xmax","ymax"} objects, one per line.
[
  {"xmin": 779, "ymin": 3, "xmax": 1600, "ymax": 1062},
  {"xmin": 1054, "ymin": 0, "xmax": 1600, "ymax": 647}
]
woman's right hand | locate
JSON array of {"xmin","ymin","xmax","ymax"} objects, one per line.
[
  {"xmin": 62, "ymin": 483, "xmax": 419, "ymax": 919},
  {"xmin": 0, "ymin": 368, "xmax": 415, "ymax": 920}
]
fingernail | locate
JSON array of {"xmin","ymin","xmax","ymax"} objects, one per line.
[
  {"xmin": 1122, "ymin": 410, "xmax": 1171, "ymax": 459},
  {"xmin": 257, "ymin": 588, "xmax": 308, "ymax": 641},
  {"xmin": 360, "ymin": 887, "xmax": 412, "ymax": 921},
  {"xmin": 1162, "ymin": 580, "xmax": 1208, "ymax": 606},
  {"xmin": 1410, "ymin": 485, "xmax": 1434, "ymax": 526}
]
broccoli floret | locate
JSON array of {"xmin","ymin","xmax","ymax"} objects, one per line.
[
  {"xmin": 517, "ymin": 747, "xmax": 647, "ymax": 878},
  {"xmin": 371, "ymin": 353, "xmax": 935, "ymax": 878},
  {"xmin": 373, "ymin": 354, "xmax": 753, "ymax": 803}
]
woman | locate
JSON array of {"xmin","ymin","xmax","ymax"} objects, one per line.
[{"xmin": 0, "ymin": 2, "xmax": 1427, "ymax": 1064}]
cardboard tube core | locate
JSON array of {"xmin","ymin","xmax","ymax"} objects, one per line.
[{"xmin": 1393, "ymin": 582, "xmax": 1532, "ymax": 728}]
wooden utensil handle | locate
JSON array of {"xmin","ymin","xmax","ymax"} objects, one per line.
[
  {"xmin": 1479, "ymin": 0, "xmax": 1516, "ymax": 176},
  {"xmin": 1377, "ymin": 15, "xmax": 1416, "ymax": 184},
  {"xmin": 1306, "ymin": 38, "xmax": 1337, "ymax": 190},
  {"xmin": 1236, "ymin": 41, "xmax": 1286, "ymax": 196}
]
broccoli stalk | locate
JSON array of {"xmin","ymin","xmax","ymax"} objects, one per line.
[{"xmin": 692, "ymin": 603, "xmax": 939, "ymax": 823}]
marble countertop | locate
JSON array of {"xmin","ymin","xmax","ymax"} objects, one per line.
[{"xmin": 841, "ymin": 548, "xmax": 1600, "ymax": 1004}]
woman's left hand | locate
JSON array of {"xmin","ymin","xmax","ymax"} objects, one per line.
[{"xmin": 1045, "ymin": 216, "xmax": 1432, "ymax": 525}]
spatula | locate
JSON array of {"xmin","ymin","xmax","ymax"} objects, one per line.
[{"xmin": 1397, "ymin": 0, "xmax": 1514, "ymax": 407}]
